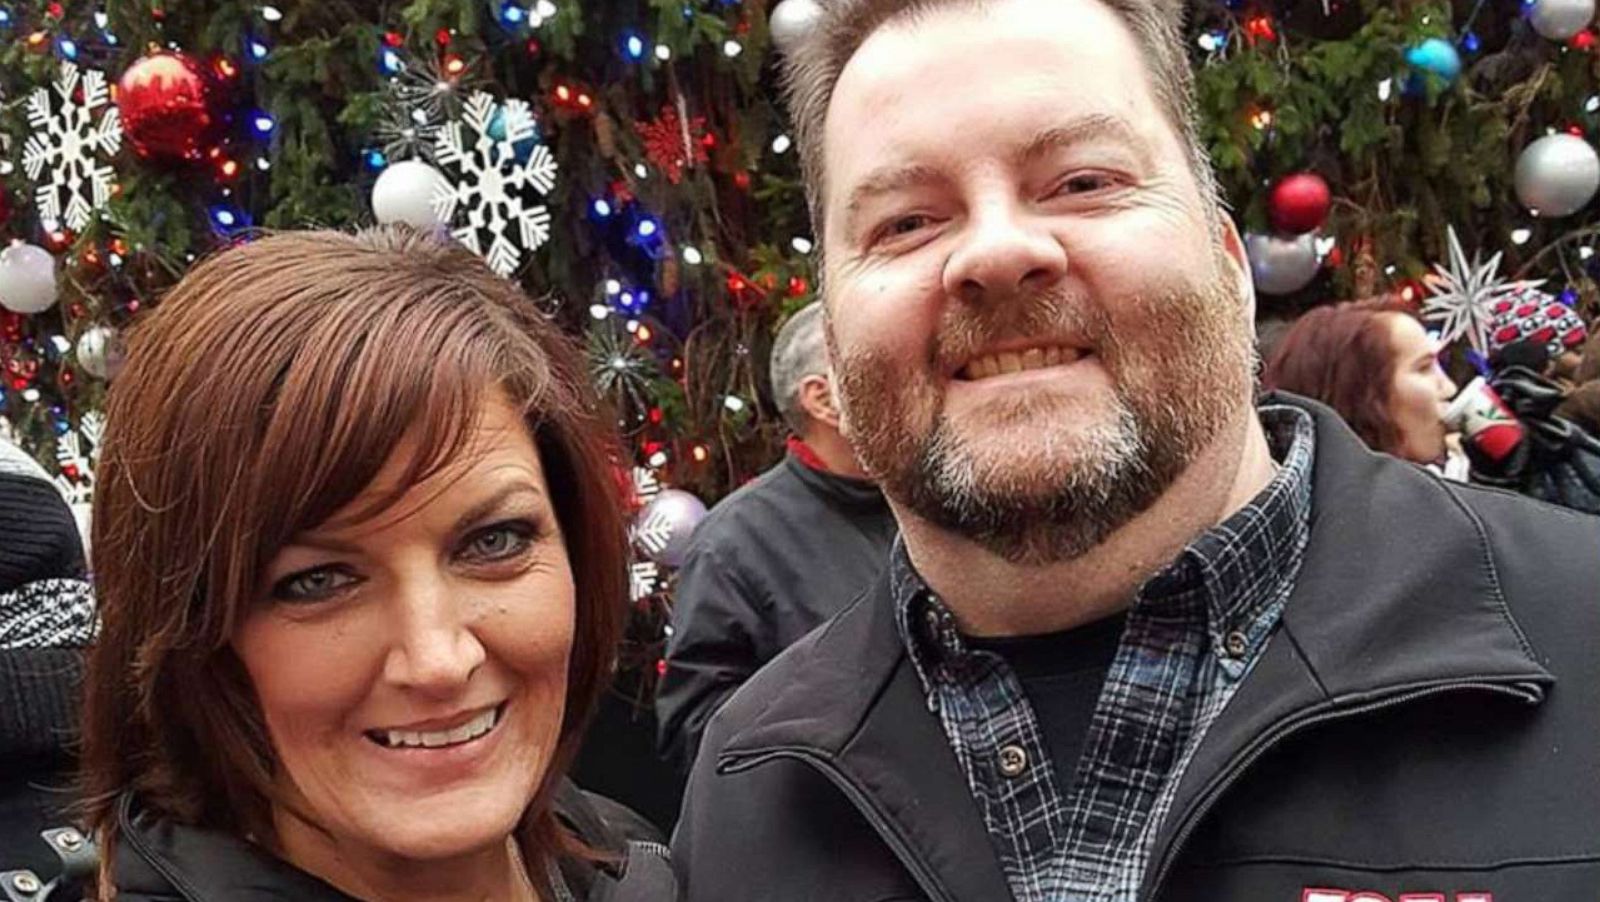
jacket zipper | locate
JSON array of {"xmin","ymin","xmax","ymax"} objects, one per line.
[
  {"xmin": 1143, "ymin": 678, "xmax": 1545, "ymax": 902},
  {"xmin": 722, "ymin": 747, "xmax": 960, "ymax": 902}
]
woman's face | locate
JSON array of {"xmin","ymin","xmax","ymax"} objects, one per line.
[
  {"xmin": 234, "ymin": 394, "xmax": 575, "ymax": 869},
  {"xmin": 1385, "ymin": 314, "xmax": 1458, "ymax": 463}
]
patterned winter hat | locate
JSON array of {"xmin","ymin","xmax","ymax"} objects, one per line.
[{"xmin": 1487, "ymin": 287, "xmax": 1588, "ymax": 360}]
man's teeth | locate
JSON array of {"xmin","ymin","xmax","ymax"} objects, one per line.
[
  {"xmin": 378, "ymin": 707, "xmax": 499, "ymax": 749},
  {"xmin": 963, "ymin": 346, "xmax": 1083, "ymax": 379}
]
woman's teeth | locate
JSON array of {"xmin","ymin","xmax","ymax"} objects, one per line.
[{"xmin": 372, "ymin": 707, "xmax": 499, "ymax": 749}]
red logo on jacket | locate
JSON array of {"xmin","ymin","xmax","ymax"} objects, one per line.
[{"xmin": 1302, "ymin": 891, "xmax": 1492, "ymax": 902}]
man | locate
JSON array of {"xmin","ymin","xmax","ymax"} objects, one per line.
[
  {"xmin": 655, "ymin": 302, "xmax": 897, "ymax": 773},
  {"xmin": 673, "ymin": 0, "xmax": 1600, "ymax": 899}
]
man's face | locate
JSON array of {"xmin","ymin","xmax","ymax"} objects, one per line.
[{"xmin": 822, "ymin": 0, "xmax": 1258, "ymax": 564}]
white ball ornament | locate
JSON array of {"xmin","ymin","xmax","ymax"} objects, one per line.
[
  {"xmin": 76, "ymin": 325, "xmax": 125, "ymax": 380},
  {"xmin": 1245, "ymin": 232, "xmax": 1320, "ymax": 296},
  {"xmin": 769, "ymin": 0, "xmax": 824, "ymax": 54},
  {"xmin": 371, "ymin": 160, "xmax": 449, "ymax": 230},
  {"xmin": 0, "ymin": 243, "xmax": 59, "ymax": 314},
  {"xmin": 1529, "ymin": 0, "xmax": 1596, "ymax": 42},
  {"xmin": 1514, "ymin": 134, "xmax": 1600, "ymax": 218}
]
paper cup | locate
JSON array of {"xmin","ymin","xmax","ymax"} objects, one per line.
[{"xmin": 1444, "ymin": 377, "xmax": 1525, "ymax": 464}]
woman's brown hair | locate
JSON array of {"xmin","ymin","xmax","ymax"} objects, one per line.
[
  {"xmin": 1261, "ymin": 300, "xmax": 1416, "ymax": 455},
  {"xmin": 81, "ymin": 227, "xmax": 627, "ymax": 882}
]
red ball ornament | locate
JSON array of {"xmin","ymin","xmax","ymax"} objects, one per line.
[
  {"xmin": 117, "ymin": 51, "xmax": 218, "ymax": 164},
  {"xmin": 1267, "ymin": 172, "xmax": 1332, "ymax": 235}
]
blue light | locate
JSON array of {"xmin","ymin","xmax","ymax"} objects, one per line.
[
  {"xmin": 592, "ymin": 198, "xmax": 613, "ymax": 217},
  {"xmin": 637, "ymin": 218, "xmax": 659, "ymax": 238},
  {"xmin": 211, "ymin": 206, "xmax": 238, "ymax": 228},
  {"xmin": 104, "ymin": 31, "xmax": 117, "ymax": 44},
  {"xmin": 252, "ymin": 113, "xmax": 275, "ymax": 136},
  {"xmin": 380, "ymin": 48, "xmax": 403, "ymax": 75},
  {"xmin": 1561, "ymin": 288, "xmax": 1580, "ymax": 306},
  {"xmin": 365, "ymin": 149, "xmax": 387, "ymax": 170},
  {"xmin": 249, "ymin": 39, "xmax": 269, "ymax": 60},
  {"xmin": 0, "ymin": 10, "xmax": 11, "ymax": 26},
  {"xmin": 1461, "ymin": 32, "xmax": 1480, "ymax": 54},
  {"xmin": 502, "ymin": 3, "xmax": 525, "ymax": 24},
  {"xmin": 622, "ymin": 31, "xmax": 646, "ymax": 61},
  {"xmin": 57, "ymin": 37, "xmax": 77, "ymax": 60}
]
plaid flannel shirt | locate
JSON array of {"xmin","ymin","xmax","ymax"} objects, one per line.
[{"xmin": 893, "ymin": 406, "xmax": 1315, "ymax": 902}]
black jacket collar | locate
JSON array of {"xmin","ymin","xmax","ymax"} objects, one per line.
[{"xmin": 720, "ymin": 395, "xmax": 1552, "ymax": 902}]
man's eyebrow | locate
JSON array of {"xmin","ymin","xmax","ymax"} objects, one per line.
[
  {"xmin": 1013, "ymin": 114, "xmax": 1150, "ymax": 167},
  {"xmin": 843, "ymin": 162, "xmax": 947, "ymax": 219}
]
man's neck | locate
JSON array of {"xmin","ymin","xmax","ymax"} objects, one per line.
[
  {"xmin": 895, "ymin": 410, "xmax": 1277, "ymax": 638},
  {"xmin": 796, "ymin": 426, "xmax": 870, "ymax": 479}
]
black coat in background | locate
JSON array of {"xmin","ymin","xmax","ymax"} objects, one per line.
[
  {"xmin": 655, "ymin": 452, "xmax": 896, "ymax": 774},
  {"xmin": 674, "ymin": 396, "xmax": 1600, "ymax": 901}
]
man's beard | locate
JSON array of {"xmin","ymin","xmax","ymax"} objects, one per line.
[{"xmin": 834, "ymin": 257, "xmax": 1257, "ymax": 566}]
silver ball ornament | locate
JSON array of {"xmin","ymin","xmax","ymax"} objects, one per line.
[
  {"xmin": 76, "ymin": 325, "xmax": 125, "ymax": 381},
  {"xmin": 635, "ymin": 488, "xmax": 708, "ymax": 568},
  {"xmin": 372, "ymin": 160, "xmax": 449, "ymax": 230},
  {"xmin": 0, "ymin": 243, "xmax": 58, "ymax": 315},
  {"xmin": 1245, "ymin": 233, "xmax": 1320, "ymax": 296},
  {"xmin": 769, "ymin": 0, "xmax": 824, "ymax": 55},
  {"xmin": 1529, "ymin": 0, "xmax": 1596, "ymax": 41},
  {"xmin": 1514, "ymin": 134, "xmax": 1600, "ymax": 218}
]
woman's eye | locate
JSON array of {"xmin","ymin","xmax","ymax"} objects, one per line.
[
  {"xmin": 271, "ymin": 568, "xmax": 359, "ymax": 602},
  {"xmin": 460, "ymin": 521, "xmax": 536, "ymax": 563}
]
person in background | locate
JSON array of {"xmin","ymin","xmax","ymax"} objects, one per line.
[
  {"xmin": 655, "ymin": 302, "xmax": 896, "ymax": 774},
  {"xmin": 71, "ymin": 228, "xmax": 674, "ymax": 901},
  {"xmin": 1263, "ymin": 301, "xmax": 1457, "ymax": 465},
  {"xmin": 0, "ymin": 439, "xmax": 96, "ymax": 882}
]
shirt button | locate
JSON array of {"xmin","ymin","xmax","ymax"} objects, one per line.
[
  {"xmin": 998, "ymin": 744, "xmax": 1028, "ymax": 778},
  {"xmin": 1224, "ymin": 630, "xmax": 1249, "ymax": 659}
]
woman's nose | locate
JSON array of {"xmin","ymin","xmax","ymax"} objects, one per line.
[{"xmin": 383, "ymin": 577, "xmax": 487, "ymax": 696}]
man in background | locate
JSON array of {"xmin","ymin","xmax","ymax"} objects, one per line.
[{"xmin": 655, "ymin": 303, "xmax": 896, "ymax": 773}]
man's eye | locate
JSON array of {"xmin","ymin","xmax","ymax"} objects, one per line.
[
  {"xmin": 460, "ymin": 521, "xmax": 536, "ymax": 562},
  {"xmin": 1056, "ymin": 173, "xmax": 1119, "ymax": 195},
  {"xmin": 876, "ymin": 214, "xmax": 933, "ymax": 243},
  {"xmin": 272, "ymin": 568, "xmax": 359, "ymax": 602}
]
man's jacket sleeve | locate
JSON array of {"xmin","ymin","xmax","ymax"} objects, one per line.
[{"xmin": 654, "ymin": 543, "xmax": 770, "ymax": 775}]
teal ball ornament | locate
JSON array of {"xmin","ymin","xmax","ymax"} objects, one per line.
[{"xmin": 1404, "ymin": 38, "xmax": 1462, "ymax": 94}]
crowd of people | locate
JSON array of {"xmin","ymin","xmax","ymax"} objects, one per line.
[{"xmin": 4, "ymin": 0, "xmax": 1600, "ymax": 899}]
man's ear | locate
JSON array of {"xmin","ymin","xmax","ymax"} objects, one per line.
[
  {"xmin": 1219, "ymin": 216, "xmax": 1257, "ymax": 326},
  {"xmin": 797, "ymin": 374, "xmax": 841, "ymax": 430}
]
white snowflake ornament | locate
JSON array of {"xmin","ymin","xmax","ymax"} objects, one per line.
[
  {"xmin": 1422, "ymin": 226, "xmax": 1546, "ymax": 354},
  {"xmin": 23, "ymin": 62, "xmax": 122, "ymax": 232},
  {"xmin": 432, "ymin": 92, "xmax": 558, "ymax": 277},
  {"xmin": 629, "ymin": 560, "xmax": 661, "ymax": 603}
]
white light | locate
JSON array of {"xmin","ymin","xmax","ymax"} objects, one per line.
[
  {"xmin": 535, "ymin": 0, "xmax": 556, "ymax": 16},
  {"xmin": 256, "ymin": 158, "xmax": 272, "ymax": 171},
  {"xmin": 1582, "ymin": 246, "xmax": 1596, "ymax": 260},
  {"xmin": 771, "ymin": 134, "xmax": 792, "ymax": 154},
  {"xmin": 93, "ymin": 11, "xmax": 109, "ymax": 27},
  {"xmin": 682, "ymin": 247, "xmax": 703, "ymax": 265},
  {"xmin": 261, "ymin": 4, "xmax": 283, "ymax": 20},
  {"xmin": 655, "ymin": 44, "xmax": 671, "ymax": 61},
  {"xmin": 22, "ymin": 389, "xmax": 39, "ymax": 403},
  {"xmin": 1588, "ymin": 96, "xmax": 1600, "ymax": 114},
  {"xmin": 0, "ymin": 162, "xmax": 13, "ymax": 176},
  {"xmin": 589, "ymin": 303, "xmax": 610, "ymax": 320},
  {"xmin": 724, "ymin": 395, "xmax": 746, "ymax": 413},
  {"xmin": 605, "ymin": 279, "xmax": 622, "ymax": 295},
  {"xmin": 791, "ymin": 236, "xmax": 815, "ymax": 254},
  {"xmin": 1198, "ymin": 34, "xmax": 1219, "ymax": 52},
  {"xmin": 723, "ymin": 39, "xmax": 743, "ymax": 57},
  {"xmin": 108, "ymin": 253, "xmax": 123, "ymax": 267},
  {"xmin": 634, "ymin": 163, "xmax": 650, "ymax": 179},
  {"xmin": 1511, "ymin": 228, "xmax": 1533, "ymax": 245},
  {"xmin": 1383, "ymin": 265, "xmax": 1397, "ymax": 276},
  {"xmin": 648, "ymin": 450, "xmax": 669, "ymax": 467},
  {"xmin": 1377, "ymin": 78, "xmax": 1394, "ymax": 102},
  {"xmin": 526, "ymin": 11, "xmax": 544, "ymax": 27},
  {"xmin": 625, "ymin": 319, "xmax": 640, "ymax": 333},
  {"xmin": 51, "ymin": 335, "xmax": 71, "ymax": 354},
  {"xmin": 611, "ymin": 356, "xmax": 629, "ymax": 371}
]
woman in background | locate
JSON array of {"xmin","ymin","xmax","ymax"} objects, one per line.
[
  {"xmin": 1264, "ymin": 301, "xmax": 1458, "ymax": 465},
  {"xmin": 78, "ymin": 227, "xmax": 674, "ymax": 901}
]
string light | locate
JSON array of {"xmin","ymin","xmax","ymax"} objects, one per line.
[
  {"xmin": 262, "ymin": 5, "xmax": 283, "ymax": 21},
  {"xmin": 771, "ymin": 134, "xmax": 792, "ymax": 154},
  {"xmin": 722, "ymin": 39, "xmax": 743, "ymax": 57},
  {"xmin": 682, "ymin": 246, "xmax": 703, "ymax": 265}
]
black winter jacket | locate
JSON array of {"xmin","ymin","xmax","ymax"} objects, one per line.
[
  {"xmin": 87, "ymin": 781, "xmax": 677, "ymax": 901},
  {"xmin": 656, "ymin": 452, "xmax": 896, "ymax": 773},
  {"xmin": 673, "ymin": 397, "xmax": 1600, "ymax": 901}
]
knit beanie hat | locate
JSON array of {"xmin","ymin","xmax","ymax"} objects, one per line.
[
  {"xmin": 0, "ymin": 438, "xmax": 86, "ymax": 593},
  {"xmin": 1487, "ymin": 287, "xmax": 1588, "ymax": 361}
]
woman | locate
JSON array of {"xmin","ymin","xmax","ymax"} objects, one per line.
[
  {"xmin": 1263, "ymin": 301, "xmax": 1458, "ymax": 464},
  {"xmin": 79, "ymin": 228, "xmax": 674, "ymax": 900}
]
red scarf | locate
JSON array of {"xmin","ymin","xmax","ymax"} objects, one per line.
[{"xmin": 786, "ymin": 436, "xmax": 830, "ymax": 472}]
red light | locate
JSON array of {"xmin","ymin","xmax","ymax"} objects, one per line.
[
  {"xmin": 1570, "ymin": 124, "xmax": 1587, "ymax": 137},
  {"xmin": 383, "ymin": 31, "xmax": 404, "ymax": 48},
  {"xmin": 1574, "ymin": 30, "xmax": 1597, "ymax": 51},
  {"xmin": 1245, "ymin": 15, "xmax": 1277, "ymax": 42},
  {"xmin": 577, "ymin": 93, "xmax": 593, "ymax": 109},
  {"xmin": 219, "ymin": 158, "xmax": 240, "ymax": 178},
  {"xmin": 126, "ymin": 299, "xmax": 141, "ymax": 314},
  {"xmin": 555, "ymin": 84, "xmax": 571, "ymax": 102},
  {"xmin": 214, "ymin": 57, "xmax": 239, "ymax": 79},
  {"xmin": 435, "ymin": 28, "xmax": 452, "ymax": 46},
  {"xmin": 733, "ymin": 170, "xmax": 751, "ymax": 190},
  {"xmin": 26, "ymin": 31, "xmax": 47, "ymax": 49},
  {"xmin": 691, "ymin": 444, "xmax": 710, "ymax": 463},
  {"xmin": 701, "ymin": 132, "xmax": 718, "ymax": 149},
  {"xmin": 655, "ymin": 659, "xmax": 667, "ymax": 677},
  {"xmin": 636, "ymin": 324, "xmax": 654, "ymax": 343},
  {"xmin": 648, "ymin": 407, "xmax": 664, "ymax": 425},
  {"xmin": 525, "ymin": 39, "xmax": 541, "ymax": 56},
  {"xmin": 46, "ymin": 2, "xmax": 64, "ymax": 17}
]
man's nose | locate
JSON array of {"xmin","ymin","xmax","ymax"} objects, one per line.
[
  {"xmin": 942, "ymin": 199, "xmax": 1069, "ymax": 306},
  {"xmin": 383, "ymin": 575, "xmax": 487, "ymax": 697}
]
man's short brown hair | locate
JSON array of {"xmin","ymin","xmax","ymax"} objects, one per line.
[{"xmin": 778, "ymin": 0, "xmax": 1219, "ymax": 242}]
